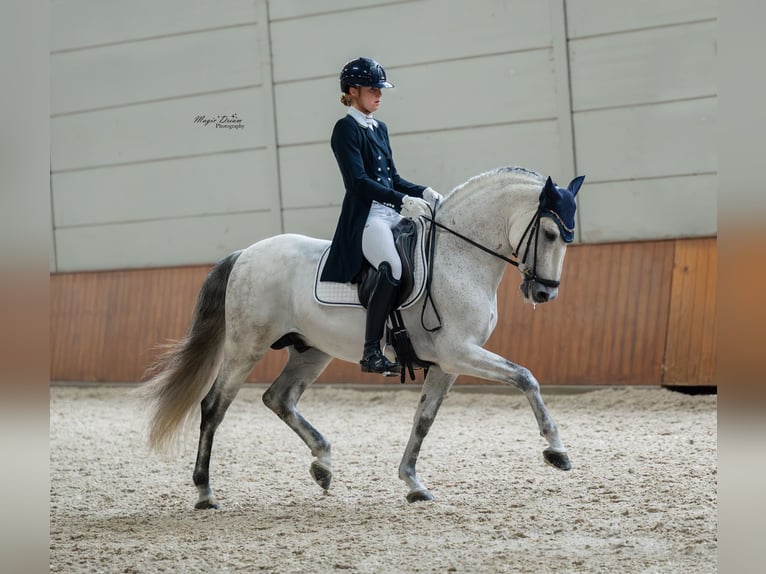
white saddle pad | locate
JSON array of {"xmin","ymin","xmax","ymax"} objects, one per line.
[{"xmin": 314, "ymin": 218, "xmax": 428, "ymax": 309}]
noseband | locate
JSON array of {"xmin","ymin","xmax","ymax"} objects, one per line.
[{"xmin": 513, "ymin": 208, "xmax": 561, "ymax": 289}]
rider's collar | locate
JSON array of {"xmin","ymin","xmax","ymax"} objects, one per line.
[{"xmin": 347, "ymin": 106, "xmax": 378, "ymax": 129}]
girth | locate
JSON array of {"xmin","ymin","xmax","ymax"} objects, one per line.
[{"xmin": 355, "ymin": 218, "xmax": 418, "ymax": 310}]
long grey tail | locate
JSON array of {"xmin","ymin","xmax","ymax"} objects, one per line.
[{"xmin": 141, "ymin": 250, "xmax": 243, "ymax": 453}]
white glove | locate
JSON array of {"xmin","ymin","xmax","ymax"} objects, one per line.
[
  {"xmin": 422, "ymin": 187, "xmax": 443, "ymax": 207},
  {"xmin": 400, "ymin": 196, "xmax": 432, "ymax": 219}
]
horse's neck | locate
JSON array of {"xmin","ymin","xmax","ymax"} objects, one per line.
[{"xmin": 437, "ymin": 175, "xmax": 539, "ymax": 283}]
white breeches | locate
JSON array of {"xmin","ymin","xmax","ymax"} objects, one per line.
[{"xmin": 362, "ymin": 208, "xmax": 403, "ymax": 280}]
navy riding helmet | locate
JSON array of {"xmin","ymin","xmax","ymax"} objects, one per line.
[{"xmin": 340, "ymin": 57, "xmax": 394, "ymax": 93}]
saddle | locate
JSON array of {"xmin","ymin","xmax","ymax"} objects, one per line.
[
  {"xmin": 314, "ymin": 218, "xmax": 427, "ymax": 310},
  {"xmin": 356, "ymin": 219, "xmax": 433, "ymax": 383},
  {"xmin": 355, "ymin": 218, "xmax": 418, "ymax": 310},
  {"xmin": 313, "ymin": 218, "xmax": 433, "ymax": 382}
]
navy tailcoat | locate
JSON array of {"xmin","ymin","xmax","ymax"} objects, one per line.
[{"xmin": 320, "ymin": 114, "xmax": 426, "ymax": 283}]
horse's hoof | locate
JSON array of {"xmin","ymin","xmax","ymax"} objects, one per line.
[
  {"xmin": 406, "ymin": 489, "xmax": 434, "ymax": 503},
  {"xmin": 194, "ymin": 498, "xmax": 220, "ymax": 510},
  {"xmin": 310, "ymin": 460, "xmax": 332, "ymax": 490},
  {"xmin": 543, "ymin": 448, "xmax": 572, "ymax": 471}
]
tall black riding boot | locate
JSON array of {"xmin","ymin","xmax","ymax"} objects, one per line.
[{"xmin": 360, "ymin": 262, "xmax": 401, "ymax": 375}]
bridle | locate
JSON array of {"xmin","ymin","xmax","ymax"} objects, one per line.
[
  {"xmin": 512, "ymin": 208, "xmax": 562, "ymax": 289},
  {"xmin": 426, "ymin": 201, "xmax": 562, "ymax": 286},
  {"xmin": 419, "ymin": 199, "xmax": 563, "ymax": 331}
]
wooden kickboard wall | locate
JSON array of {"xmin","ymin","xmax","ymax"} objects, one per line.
[{"xmin": 50, "ymin": 238, "xmax": 716, "ymax": 386}]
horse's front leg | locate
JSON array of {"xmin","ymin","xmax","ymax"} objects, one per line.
[
  {"xmin": 440, "ymin": 345, "xmax": 572, "ymax": 471},
  {"xmin": 399, "ymin": 366, "xmax": 457, "ymax": 502}
]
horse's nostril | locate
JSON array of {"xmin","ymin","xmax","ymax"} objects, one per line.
[{"xmin": 535, "ymin": 290, "xmax": 549, "ymax": 302}]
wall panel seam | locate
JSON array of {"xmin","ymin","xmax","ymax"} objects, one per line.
[
  {"xmin": 580, "ymin": 172, "xmax": 718, "ymax": 186},
  {"xmin": 54, "ymin": 208, "xmax": 275, "ymax": 231},
  {"xmin": 52, "ymin": 85, "xmax": 264, "ymax": 118},
  {"xmin": 52, "ymin": 22, "xmax": 260, "ymax": 55},
  {"xmin": 549, "ymin": 0, "xmax": 577, "ymax": 235},
  {"xmin": 51, "ymin": 146, "xmax": 268, "ymax": 175},
  {"xmin": 573, "ymin": 94, "xmax": 717, "ymax": 114},
  {"xmin": 568, "ymin": 17, "xmax": 717, "ymax": 41},
  {"xmin": 283, "ymin": 204, "xmax": 342, "ymax": 212},
  {"xmin": 50, "ymin": 161, "xmax": 58, "ymax": 271},
  {"xmin": 269, "ymin": 0, "xmax": 414, "ymax": 23},
  {"xmin": 271, "ymin": 47, "xmax": 553, "ymax": 86},
  {"xmin": 278, "ymin": 118, "xmax": 559, "ymax": 148},
  {"xmin": 261, "ymin": 0, "xmax": 285, "ymax": 233}
]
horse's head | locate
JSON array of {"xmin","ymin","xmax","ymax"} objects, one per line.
[{"xmin": 516, "ymin": 175, "xmax": 584, "ymax": 305}]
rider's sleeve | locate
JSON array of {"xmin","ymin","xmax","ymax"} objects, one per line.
[{"xmin": 331, "ymin": 118, "xmax": 406, "ymax": 209}]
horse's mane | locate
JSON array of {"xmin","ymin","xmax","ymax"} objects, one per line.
[{"xmin": 447, "ymin": 166, "xmax": 545, "ymax": 199}]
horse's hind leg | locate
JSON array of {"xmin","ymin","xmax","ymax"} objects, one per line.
[
  {"xmin": 399, "ymin": 366, "xmax": 457, "ymax": 502},
  {"xmin": 262, "ymin": 347, "xmax": 333, "ymax": 490},
  {"xmin": 193, "ymin": 352, "xmax": 260, "ymax": 509}
]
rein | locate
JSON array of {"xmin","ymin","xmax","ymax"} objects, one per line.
[
  {"xmin": 428, "ymin": 218, "xmax": 519, "ymax": 267},
  {"xmin": 419, "ymin": 200, "xmax": 560, "ymax": 332}
]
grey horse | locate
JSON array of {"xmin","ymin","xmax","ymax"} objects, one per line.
[{"xmin": 142, "ymin": 166, "xmax": 583, "ymax": 507}]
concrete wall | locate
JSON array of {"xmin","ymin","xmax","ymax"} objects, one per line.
[
  {"xmin": 50, "ymin": 0, "xmax": 281, "ymax": 271},
  {"xmin": 50, "ymin": 0, "xmax": 717, "ymax": 272},
  {"xmin": 566, "ymin": 0, "xmax": 717, "ymax": 242}
]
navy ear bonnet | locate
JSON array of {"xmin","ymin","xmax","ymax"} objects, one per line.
[{"xmin": 538, "ymin": 175, "xmax": 584, "ymax": 243}]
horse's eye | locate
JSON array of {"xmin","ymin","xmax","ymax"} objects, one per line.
[{"xmin": 544, "ymin": 230, "xmax": 557, "ymax": 241}]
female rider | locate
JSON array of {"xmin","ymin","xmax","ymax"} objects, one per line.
[{"xmin": 320, "ymin": 57, "xmax": 441, "ymax": 375}]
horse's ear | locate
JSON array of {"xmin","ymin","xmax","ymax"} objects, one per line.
[
  {"xmin": 542, "ymin": 176, "xmax": 556, "ymax": 196},
  {"xmin": 568, "ymin": 175, "xmax": 585, "ymax": 197}
]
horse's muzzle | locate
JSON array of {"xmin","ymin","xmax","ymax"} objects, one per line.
[{"xmin": 520, "ymin": 279, "xmax": 559, "ymax": 304}]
